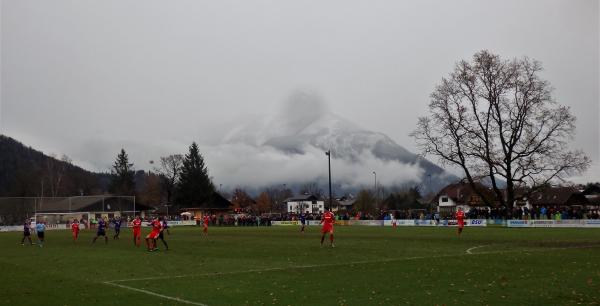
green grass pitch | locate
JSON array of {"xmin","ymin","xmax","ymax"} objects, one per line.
[{"xmin": 1, "ymin": 225, "xmax": 600, "ymax": 305}]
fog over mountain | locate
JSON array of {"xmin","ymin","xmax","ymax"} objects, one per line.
[
  {"xmin": 204, "ymin": 92, "xmax": 457, "ymax": 194},
  {"xmin": 2, "ymin": 1, "xmax": 597, "ymax": 188}
]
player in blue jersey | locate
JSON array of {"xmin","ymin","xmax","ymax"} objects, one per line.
[
  {"xmin": 157, "ymin": 217, "xmax": 169, "ymax": 250},
  {"xmin": 21, "ymin": 219, "xmax": 33, "ymax": 245},
  {"xmin": 112, "ymin": 217, "xmax": 122, "ymax": 240},
  {"xmin": 162, "ymin": 218, "xmax": 170, "ymax": 235},
  {"xmin": 299, "ymin": 213, "xmax": 306, "ymax": 233},
  {"xmin": 35, "ymin": 221, "xmax": 46, "ymax": 247},
  {"xmin": 92, "ymin": 217, "xmax": 108, "ymax": 244}
]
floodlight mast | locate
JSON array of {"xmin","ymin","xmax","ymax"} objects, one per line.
[{"xmin": 326, "ymin": 150, "xmax": 332, "ymax": 211}]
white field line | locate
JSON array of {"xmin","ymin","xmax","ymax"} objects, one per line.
[
  {"xmin": 102, "ymin": 244, "xmax": 600, "ymax": 306},
  {"xmin": 103, "ymin": 281, "xmax": 208, "ymax": 306},
  {"xmin": 106, "ymin": 253, "xmax": 462, "ymax": 283},
  {"xmin": 466, "ymin": 245, "xmax": 487, "ymax": 254},
  {"xmin": 106, "ymin": 243, "xmax": 600, "ymax": 283}
]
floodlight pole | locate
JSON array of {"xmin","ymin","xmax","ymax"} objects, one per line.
[
  {"xmin": 165, "ymin": 204, "xmax": 171, "ymax": 219},
  {"xmin": 373, "ymin": 171, "xmax": 377, "ymax": 207},
  {"xmin": 326, "ymin": 150, "xmax": 332, "ymax": 211}
]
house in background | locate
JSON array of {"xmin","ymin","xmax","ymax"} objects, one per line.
[
  {"xmin": 582, "ymin": 184, "xmax": 600, "ymax": 208},
  {"xmin": 335, "ymin": 196, "xmax": 355, "ymax": 212},
  {"xmin": 432, "ymin": 182, "xmax": 497, "ymax": 216},
  {"xmin": 525, "ymin": 186, "xmax": 588, "ymax": 209},
  {"xmin": 285, "ymin": 195, "xmax": 324, "ymax": 214},
  {"xmin": 181, "ymin": 192, "xmax": 233, "ymax": 220},
  {"xmin": 433, "ymin": 181, "xmax": 595, "ymax": 217}
]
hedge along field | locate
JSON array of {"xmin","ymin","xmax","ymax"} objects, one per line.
[{"xmin": 1, "ymin": 226, "xmax": 599, "ymax": 305}]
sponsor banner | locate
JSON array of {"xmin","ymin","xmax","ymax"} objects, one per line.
[
  {"xmin": 271, "ymin": 221, "xmax": 299, "ymax": 226},
  {"xmin": 507, "ymin": 220, "xmax": 530, "ymax": 227},
  {"xmin": 347, "ymin": 220, "xmax": 384, "ymax": 226},
  {"xmin": 435, "ymin": 219, "xmax": 487, "ymax": 227},
  {"xmin": 468, "ymin": 219, "xmax": 487, "ymax": 227},
  {"xmin": 273, "ymin": 219, "xmax": 599, "ymax": 228},
  {"xmin": 438, "ymin": 219, "xmax": 451, "ymax": 227},
  {"xmin": 0, "ymin": 226, "xmax": 23, "ymax": 232},
  {"xmin": 167, "ymin": 220, "xmax": 196, "ymax": 226},
  {"xmin": 528, "ymin": 220, "xmax": 553, "ymax": 228},
  {"xmin": 124, "ymin": 220, "xmax": 197, "ymax": 227},
  {"xmin": 0, "ymin": 220, "xmax": 199, "ymax": 232},
  {"xmin": 585, "ymin": 220, "xmax": 600, "ymax": 228},
  {"xmin": 487, "ymin": 219, "xmax": 507, "ymax": 227},
  {"xmin": 1, "ymin": 223, "xmax": 75, "ymax": 232},
  {"xmin": 396, "ymin": 220, "xmax": 416, "ymax": 226},
  {"xmin": 548, "ymin": 220, "xmax": 586, "ymax": 228},
  {"xmin": 383, "ymin": 220, "xmax": 416, "ymax": 226},
  {"xmin": 415, "ymin": 220, "xmax": 435, "ymax": 226},
  {"xmin": 507, "ymin": 219, "xmax": 593, "ymax": 228}
]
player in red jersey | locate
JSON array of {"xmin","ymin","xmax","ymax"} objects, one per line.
[
  {"xmin": 71, "ymin": 219, "xmax": 80, "ymax": 241},
  {"xmin": 320, "ymin": 210, "xmax": 335, "ymax": 247},
  {"xmin": 131, "ymin": 216, "xmax": 142, "ymax": 247},
  {"xmin": 456, "ymin": 207, "xmax": 465, "ymax": 236},
  {"xmin": 202, "ymin": 215, "xmax": 210, "ymax": 235},
  {"xmin": 145, "ymin": 217, "xmax": 162, "ymax": 251}
]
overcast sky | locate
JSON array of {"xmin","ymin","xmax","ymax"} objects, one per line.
[{"xmin": 1, "ymin": 0, "xmax": 598, "ymax": 187}]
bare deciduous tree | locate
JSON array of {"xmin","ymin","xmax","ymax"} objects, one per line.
[
  {"xmin": 45, "ymin": 154, "xmax": 72, "ymax": 197},
  {"xmin": 255, "ymin": 191, "xmax": 271, "ymax": 214},
  {"xmin": 412, "ymin": 50, "xmax": 590, "ymax": 212},
  {"xmin": 156, "ymin": 154, "xmax": 184, "ymax": 204},
  {"xmin": 231, "ymin": 187, "xmax": 254, "ymax": 212},
  {"xmin": 299, "ymin": 182, "xmax": 323, "ymax": 199}
]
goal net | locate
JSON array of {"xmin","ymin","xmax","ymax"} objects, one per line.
[{"xmin": 0, "ymin": 195, "xmax": 137, "ymax": 226}]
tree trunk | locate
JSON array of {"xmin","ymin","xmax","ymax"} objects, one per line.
[{"xmin": 506, "ymin": 180, "xmax": 515, "ymax": 219}]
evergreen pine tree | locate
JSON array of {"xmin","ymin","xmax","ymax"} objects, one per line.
[
  {"xmin": 110, "ymin": 148, "xmax": 135, "ymax": 195},
  {"xmin": 176, "ymin": 142, "xmax": 215, "ymax": 207}
]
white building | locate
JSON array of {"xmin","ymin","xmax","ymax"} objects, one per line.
[
  {"xmin": 285, "ymin": 195, "xmax": 324, "ymax": 214},
  {"xmin": 433, "ymin": 182, "xmax": 495, "ymax": 217}
]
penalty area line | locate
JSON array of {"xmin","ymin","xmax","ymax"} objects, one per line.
[{"xmin": 103, "ymin": 281, "xmax": 208, "ymax": 306}]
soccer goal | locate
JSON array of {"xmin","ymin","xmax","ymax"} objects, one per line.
[
  {"xmin": 34, "ymin": 212, "xmax": 85, "ymax": 229},
  {"xmin": 0, "ymin": 195, "xmax": 137, "ymax": 227}
]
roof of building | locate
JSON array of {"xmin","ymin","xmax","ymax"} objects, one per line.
[
  {"xmin": 583, "ymin": 184, "xmax": 600, "ymax": 196},
  {"xmin": 528, "ymin": 187, "xmax": 586, "ymax": 206},
  {"xmin": 433, "ymin": 181, "xmax": 498, "ymax": 206},
  {"xmin": 181, "ymin": 192, "xmax": 232, "ymax": 210},
  {"xmin": 284, "ymin": 195, "xmax": 319, "ymax": 202}
]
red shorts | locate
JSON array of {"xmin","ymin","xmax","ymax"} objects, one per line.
[
  {"xmin": 133, "ymin": 228, "xmax": 141, "ymax": 237},
  {"xmin": 72, "ymin": 230, "xmax": 79, "ymax": 237},
  {"xmin": 146, "ymin": 231, "xmax": 160, "ymax": 239},
  {"xmin": 321, "ymin": 224, "xmax": 334, "ymax": 233},
  {"xmin": 458, "ymin": 222, "xmax": 465, "ymax": 228}
]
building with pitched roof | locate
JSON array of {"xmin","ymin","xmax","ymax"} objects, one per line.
[{"xmin": 285, "ymin": 194, "xmax": 324, "ymax": 214}]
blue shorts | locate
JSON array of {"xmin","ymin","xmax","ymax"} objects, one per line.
[{"xmin": 97, "ymin": 230, "xmax": 106, "ymax": 236}]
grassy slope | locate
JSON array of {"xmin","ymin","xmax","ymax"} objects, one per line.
[{"xmin": 0, "ymin": 226, "xmax": 599, "ymax": 306}]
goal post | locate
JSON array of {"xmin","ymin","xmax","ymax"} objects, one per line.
[{"xmin": 0, "ymin": 195, "xmax": 138, "ymax": 227}]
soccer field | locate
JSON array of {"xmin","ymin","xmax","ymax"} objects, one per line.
[{"xmin": 1, "ymin": 226, "xmax": 600, "ymax": 306}]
